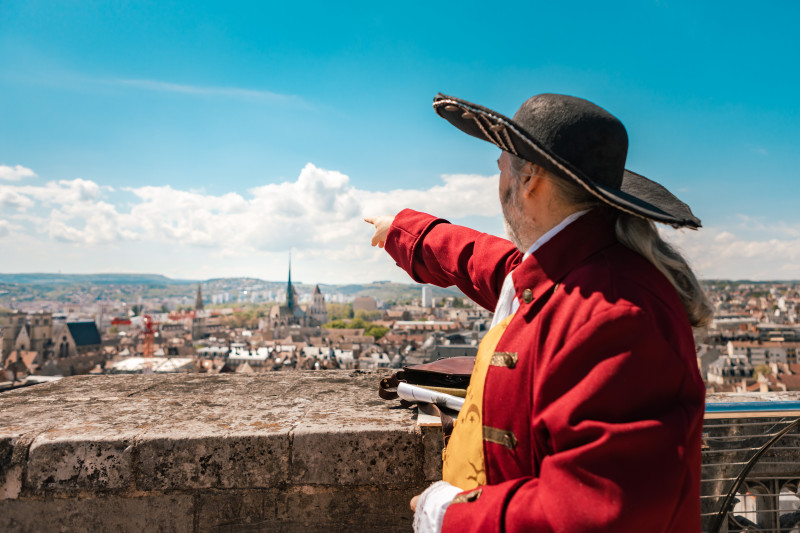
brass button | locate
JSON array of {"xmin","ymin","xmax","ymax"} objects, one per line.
[
  {"xmin": 522, "ymin": 289, "xmax": 533, "ymax": 303},
  {"xmin": 490, "ymin": 351, "xmax": 518, "ymax": 369}
]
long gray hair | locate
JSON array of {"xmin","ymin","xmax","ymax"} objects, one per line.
[{"xmin": 508, "ymin": 153, "xmax": 713, "ymax": 328}]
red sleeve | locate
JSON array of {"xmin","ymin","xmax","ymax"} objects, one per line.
[
  {"xmin": 383, "ymin": 209, "xmax": 521, "ymax": 311},
  {"xmin": 442, "ymin": 308, "xmax": 704, "ymax": 532}
]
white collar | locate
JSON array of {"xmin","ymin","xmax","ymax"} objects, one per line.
[
  {"xmin": 522, "ymin": 209, "xmax": 591, "ymax": 260},
  {"xmin": 490, "ymin": 209, "xmax": 591, "ymax": 329}
]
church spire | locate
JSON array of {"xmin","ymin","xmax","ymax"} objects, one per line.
[
  {"xmin": 286, "ymin": 254, "xmax": 295, "ymax": 311},
  {"xmin": 195, "ymin": 284, "xmax": 204, "ymax": 311}
]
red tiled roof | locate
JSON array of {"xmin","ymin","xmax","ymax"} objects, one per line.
[
  {"xmin": 778, "ymin": 375, "xmax": 800, "ymax": 391},
  {"xmin": 3, "ymin": 350, "xmax": 38, "ymax": 370}
]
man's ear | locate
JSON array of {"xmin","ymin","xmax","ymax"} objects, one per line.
[{"xmin": 523, "ymin": 164, "xmax": 546, "ymax": 197}]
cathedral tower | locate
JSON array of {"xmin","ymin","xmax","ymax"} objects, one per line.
[{"xmin": 195, "ymin": 284, "xmax": 204, "ymax": 311}]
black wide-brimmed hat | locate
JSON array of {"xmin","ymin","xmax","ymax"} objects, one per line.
[{"xmin": 433, "ymin": 93, "xmax": 700, "ymax": 228}]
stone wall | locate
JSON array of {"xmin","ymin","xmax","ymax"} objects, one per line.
[
  {"xmin": 0, "ymin": 371, "xmax": 442, "ymax": 532},
  {"xmin": 4, "ymin": 373, "xmax": 800, "ymax": 532}
]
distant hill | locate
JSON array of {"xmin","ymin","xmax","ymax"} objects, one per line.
[
  {"xmin": 315, "ymin": 281, "xmax": 464, "ymax": 302},
  {"xmin": 1, "ymin": 273, "xmax": 796, "ymax": 309},
  {"xmin": 0, "ymin": 273, "xmax": 195, "ymax": 285},
  {"xmin": 0, "ymin": 273, "xmax": 466, "ymax": 304}
]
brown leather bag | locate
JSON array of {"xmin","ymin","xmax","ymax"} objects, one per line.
[
  {"xmin": 378, "ymin": 356, "xmax": 475, "ymax": 401},
  {"xmin": 379, "ymin": 356, "xmax": 475, "ymax": 441}
]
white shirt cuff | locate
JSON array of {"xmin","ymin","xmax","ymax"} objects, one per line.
[{"xmin": 413, "ymin": 480, "xmax": 463, "ymax": 533}]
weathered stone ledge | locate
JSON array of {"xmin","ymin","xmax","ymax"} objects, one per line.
[
  {"xmin": 0, "ymin": 371, "xmax": 442, "ymax": 532},
  {"xmin": 4, "ymin": 373, "xmax": 798, "ymax": 532}
]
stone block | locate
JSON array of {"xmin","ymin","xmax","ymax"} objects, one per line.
[
  {"xmin": 135, "ymin": 432, "xmax": 290, "ymax": 490},
  {"xmin": 290, "ymin": 426, "xmax": 421, "ymax": 486},
  {"xmin": 288, "ymin": 371, "xmax": 423, "ymax": 487},
  {"xmin": 0, "ymin": 437, "xmax": 18, "ymax": 499},
  {"xmin": 0, "ymin": 434, "xmax": 35, "ymax": 500},
  {"xmin": 193, "ymin": 489, "xmax": 281, "ymax": 532},
  {"xmin": 194, "ymin": 486, "xmax": 419, "ymax": 533},
  {"xmin": 276, "ymin": 485, "xmax": 418, "ymax": 533},
  {"xmin": 0, "ymin": 493, "xmax": 194, "ymax": 532},
  {"xmin": 26, "ymin": 432, "xmax": 135, "ymax": 493},
  {"xmin": 421, "ymin": 426, "xmax": 444, "ymax": 482}
]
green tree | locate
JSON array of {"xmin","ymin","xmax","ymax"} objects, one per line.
[
  {"xmin": 754, "ymin": 363, "xmax": 771, "ymax": 377},
  {"xmin": 365, "ymin": 325, "xmax": 389, "ymax": 340},
  {"xmin": 348, "ymin": 317, "xmax": 370, "ymax": 330},
  {"xmin": 323, "ymin": 317, "xmax": 386, "ymax": 338},
  {"xmin": 327, "ymin": 303, "xmax": 353, "ymax": 320},
  {"xmin": 452, "ymin": 297, "xmax": 468, "ymax": 308},
  {"xmin": 355, "ymin": 309, "xmax": 381, "ymax": 321}
]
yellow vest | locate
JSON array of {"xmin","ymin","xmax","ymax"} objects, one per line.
[{"xmin": 442, "ymin": 314, "xmax": 515, "ymax": 490}]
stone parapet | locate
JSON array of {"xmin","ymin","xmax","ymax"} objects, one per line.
[
  {"xmin": 4, "ymin": 374, "xmax": 800, "ymax": 532},
  {"xmin": 0, "ymin": 371, "xmax": 442, "ymax": 532}
]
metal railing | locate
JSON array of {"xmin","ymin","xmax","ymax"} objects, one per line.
[{"xmin": 702, "ymin": 402, "xmax": 800, "ymax": 533}]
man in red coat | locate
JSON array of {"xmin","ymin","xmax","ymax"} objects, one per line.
[{"xmin": 366, "ymin": 93, "xmax": 711, "ymax": 532}]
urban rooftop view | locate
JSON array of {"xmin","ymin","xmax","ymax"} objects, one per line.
[{"xmin": 3, "ymin": 274, "xmax": 800, "ymax": 393}]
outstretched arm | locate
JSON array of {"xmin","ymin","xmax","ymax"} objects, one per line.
[{"xmin": 365, "ymin": 209, "xmax": 521, "ymax": 311}]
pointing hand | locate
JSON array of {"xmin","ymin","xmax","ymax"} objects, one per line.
[{"xmin": 364, "ymin": 215, "xmax": 395, "ymax": 249}]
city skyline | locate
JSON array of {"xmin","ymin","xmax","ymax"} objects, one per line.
[{"xmin": 1, "ymin": 1, "xmax": 799, "ymax": 283}]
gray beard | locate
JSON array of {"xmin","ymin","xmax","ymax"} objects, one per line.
[
  {"xmin": 501, "ymin": 181, "xmax": 528, "ymax": 251},
  {"xmin": 503, "ymin": 217, "xmax": 525, "ymax": 250}
]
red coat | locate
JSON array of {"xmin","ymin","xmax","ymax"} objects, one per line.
[{"xmin": 385, "ymin": 208, "xmax": 705, "ymax": 533}]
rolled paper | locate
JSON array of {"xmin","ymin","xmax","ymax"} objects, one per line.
[{"xmin": 397, "ymin": 382, "xmax": 465, "ymax": 412}]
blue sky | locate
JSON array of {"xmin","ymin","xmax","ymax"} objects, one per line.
[{"xmin": 1, "ymin": 1, "xmax": 799, "ymax": 283}]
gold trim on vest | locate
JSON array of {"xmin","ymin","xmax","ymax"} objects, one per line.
[
  {"xmin": 451, "ymin": 488, "xmax": 482, "ymax": 504},
  {"xmin": 490, "ymin": 351, "xmax": 518, "ymax": 368},
  {"xmin": 483, "ymin": 426, "xmax": 518, "ymax": 450}
]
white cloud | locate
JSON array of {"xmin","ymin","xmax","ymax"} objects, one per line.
[
  {"xmin": 0, "ymin": 164, "xmax": 37, "ymax": 181},
  {"xmin": 5, "ymin": 162, "xmax": 800, "ymax": 282},
  {"xmin": 117, "ymin": 163, "xmax": 498, "ymax": 255},
  {"xmin": 664, "ymin": 225, "xmax": 800, "ymax": 280},
  {"xmin": 0, "ymin": 163, "xmax": 498, "ymax": 256},
  {"xmin": 0, "ymin": 163, "xmax": 502, "ymax": 281},
  {"xmin": 0, "ymin": 186, "xmax": 35, "ymax": 210},
  {"xmin": 713, "ymin": 231, "xmax": 735, "ymax": 243},
  {"xmin": 47, "ymin": 199, "xmax": 132, "ymax": 245},
  {"xmin": 28, "ymin": 178, "xmax": 102, "ymax": 204},
  {"xmin": 357, "ymin": 173, "xmax": 500, "ymax": 219},
  {"xmin": 0, "ymin": 220, "xmax": 15, "ymax": 238}
]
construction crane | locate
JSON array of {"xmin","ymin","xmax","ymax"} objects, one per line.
[{"xmin": 142, "ymin": 314, "xmax": 156, "ymax": 358}]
